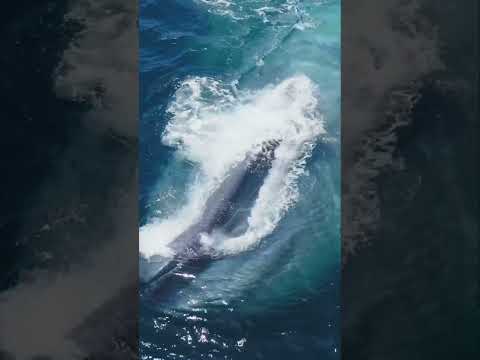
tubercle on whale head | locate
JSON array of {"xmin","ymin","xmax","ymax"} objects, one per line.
[{"xmin": 247, "ymin": 139, "xmax": 282, "ymax": 170}]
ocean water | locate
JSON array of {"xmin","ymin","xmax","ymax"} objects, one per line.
[{"xmin": 139, "ymin": 1, "xmax": 340, "ymax": 359}]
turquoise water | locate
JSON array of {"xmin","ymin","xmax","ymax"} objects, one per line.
[{"xmin": 139, "ymin": 1, "xmax": 340, "ymax": 358}]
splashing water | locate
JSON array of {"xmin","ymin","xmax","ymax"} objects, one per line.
[{"xmin": 140, "ymin": 75, "xmax": 325, "ymax": 258}]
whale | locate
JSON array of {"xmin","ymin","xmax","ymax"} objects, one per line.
[{"xmin": 139, "ymin": 139, "xmax": 281, "ymax": 286}]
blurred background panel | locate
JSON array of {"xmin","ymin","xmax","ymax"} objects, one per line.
[
  {"xmin": 342, "ymin": 0, "xmax": 478, "ymax": 358},
  {"xmin": 0, "ymin": 1, "xmax": 138, "ymax": 359}
]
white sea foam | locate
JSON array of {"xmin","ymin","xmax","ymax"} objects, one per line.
[
  {"xmin": 197, "ymin": 0, "xmax": 304, "ymax": 23},
  {"xmin": 139, "ymin": 74, "xmax": 325, "ymax": 258},
  {"xmin": 198, "ymin": 0, "xmax": 241, "ymax": 19}
]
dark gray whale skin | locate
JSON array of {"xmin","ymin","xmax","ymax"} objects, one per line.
[{"xmin": 139, "ymin": 140, "xmax": 280, "ymax": 285}]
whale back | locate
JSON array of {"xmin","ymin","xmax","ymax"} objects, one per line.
[{"xmin": 140, "ymin": 140, "xmax": 280, "ymax": 284}]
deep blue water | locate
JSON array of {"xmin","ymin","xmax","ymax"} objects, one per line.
[{"xmin": 139, "ymin": 1, "xmax": 340, "ymax": 359}]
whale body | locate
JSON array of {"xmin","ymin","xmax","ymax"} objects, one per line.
[{"xmin": 139, "ymin": 140, "xmax": 280, "ymax": 284}]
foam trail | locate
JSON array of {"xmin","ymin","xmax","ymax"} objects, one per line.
[{"xmin": 139, "ymin": 74, "xmax": 325, "ymax": 259}]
